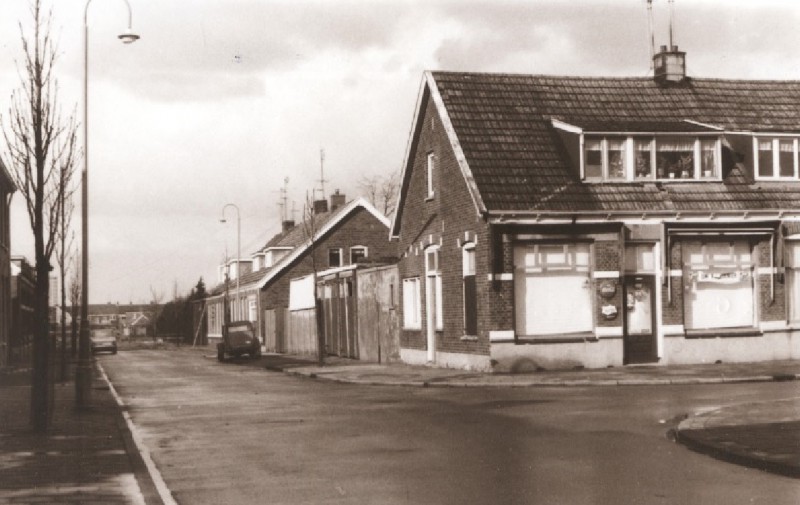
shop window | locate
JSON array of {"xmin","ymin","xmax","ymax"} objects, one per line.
[
  {"xmin": 402, "ymin": 277, "xmax": 421, "ymax": 329},
  {"xmin": 786, "ymin": 242, "xmax": 800, "ymax": 323},
  {"xmin": 682, "ymin": 241, "xmax": 754, "ymax": 330},
  {"xmin": 514, "ymin": 243, "xmax": 593, "ymax": 336}
]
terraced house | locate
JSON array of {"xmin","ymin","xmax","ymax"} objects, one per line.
[{"xmin": 391, "ymin": 46, "xmax": 800, "ymax": 372}]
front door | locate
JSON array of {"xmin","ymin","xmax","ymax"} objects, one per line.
[{"xmin": 623, "ymin": 275, "xmax": 658, "ymax": 364}]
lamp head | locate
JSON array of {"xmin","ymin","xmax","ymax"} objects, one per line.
[{"xmin": 118, "ymin": 29, "xmax": 140, "ymax": 44}]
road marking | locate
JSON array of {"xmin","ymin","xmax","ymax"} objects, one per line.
[{"xmin": 98, "ymin": 363, "xmax": 179, "ymax": 505}]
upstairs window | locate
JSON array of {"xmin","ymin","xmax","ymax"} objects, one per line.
[
  {"xmin": 350, "ymin": 246, "xmax": 367, "ymax": 264},
  {"xmin": 583, "ymin": 135, "xmax": 720, "ymax": 182},
  {"xmin": 755, "ymin": 137, "xmax": 798, "ymax": 179},
  {"xmin": 328, "ymin": 248, "xmax": 342, "ymax": 267},
  {"xmin": 426, "ymin": 152, "xmax": 435, "ymax": 199}
]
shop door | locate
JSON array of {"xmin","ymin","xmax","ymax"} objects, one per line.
[{"xmin": 623, "ymin": 275, "xmax": 657, "ymax": 364}]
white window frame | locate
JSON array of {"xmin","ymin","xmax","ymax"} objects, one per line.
[
  {"xmin": 753, "ymin": 136, "xmax": 799, "ymax": 180},
  {"xmin": 426, "ymin": 152, "xmax": 435, "ymax": 199},
  {"xmin": 248, "ymin": 298, "xmax": 257, "ymax": 322},
  {"xmin": 402, "ymin": 277, "xmax": 422, "ymax": 329},
  {"xmin": 582, "ymin": 134, "xmax": 721, "ymax": 182},
  {"xmin": 349, "ymin": 245, "xmax": 368, "ymax": 264},
  {"xmin": 785, "ymin": 239, "xmax": 800, "ymax": 324},
  {"xmin": 426, "ymin": 246, "xmax": 443, "ymax": 331}
]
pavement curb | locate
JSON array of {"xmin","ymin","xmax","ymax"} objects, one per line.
[
  {"xmin": 98, "ymin": 364, "xmax": 179, "ymax": 505},
  {"xmin": 278, "ymin": 367, "xmax": 800, "ymax": 388},
  {"xmin": 674, "ymin": 425, "xmax": 800, "ymax": 479}
]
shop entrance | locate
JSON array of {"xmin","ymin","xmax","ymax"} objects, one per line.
[
  {"xmin": 623, "ymin": 275, "xmax": 658, "ymax": 364},
  {"xmin": 623, "ymin": 243, "xmax": 658, "ymax": 364}
]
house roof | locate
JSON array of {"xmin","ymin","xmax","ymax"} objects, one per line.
[
  {"xmin": 392, "ymin": 71, "xmax": 800, "ymax": 234},
  {"xmin": 0, "ymin": 157, "xmax": 16, "ymax": 193},
  {"xmin": 85, "ymin": 304, "xmax": 155, "ymax": 316},
  {"xmin": 207, "ymin": 197, "xmax": 390, "ymax": 296}
]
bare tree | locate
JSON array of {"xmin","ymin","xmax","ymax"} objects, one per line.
[
  {"xmin": 55, "ymin": 194, "xmax": 76, "ymax": 382},
  {"xmin": 0, "ymin": 0, "xmax": 80, "ymax": 431},
  {"xmin": 149, "ymin": 285, "xmax": 165, "ymax": 341},
  {"xmin": 303, "ymin": 191, "xmax": 324, "ymax": 366},
  {"xmin": 358, "ymin": 169, "xmax": 400, "ymax": 219},
  {"xmin": 68, "ymin": 255, "xmax": 80, "ymax": 358}
]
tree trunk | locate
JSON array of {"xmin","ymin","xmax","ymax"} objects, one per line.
[{"xmin": 30, "ymin": 259, "xmax": 51, "ymax": 432}]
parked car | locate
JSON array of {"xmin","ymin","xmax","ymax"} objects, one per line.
[
  {"xmin": 217, "ymin": 321, "xmax": 261, "ymax": 361},
  {"xmin": 90, "ymin": 328, "xmax": 118, "ymax": 355}
]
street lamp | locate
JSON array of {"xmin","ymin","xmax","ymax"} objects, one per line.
[
  {"xmin": 76, "ymin": 0, "xmax": 140, "ymax": 408},
  {"xmin": 220, "ymin": 204, "xmax": 241, "ymax": 320}
]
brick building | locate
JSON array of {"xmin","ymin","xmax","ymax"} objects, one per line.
[
  {"xmin": 9, "ymin": 257, "xmax": 34, "ymax": 366},
  {"xmin": 392, "ymin": 46, "xmax": 800, "ymax": 372},
  {"xmin": 205, "ymin": 194, "xmax": 396, "ymax": 355},
  {"xmin": 0, "ymin": 159, "xmax": 15, "ymax": 367}
]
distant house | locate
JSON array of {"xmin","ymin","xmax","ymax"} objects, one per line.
[
  {"xmin": 86, "ymin": 303, "xmax": 156, "ymax": 338},
  {"xmin": 392, "ymin": 47, "xmax": 800, "ymax": 372},
  {"xmin": 205, "ymin": 192, "xmax": 397, "ymax": 357},
  {"xmin": 0, "ymin": 160, "xmax": 15, "ymax": 367}
]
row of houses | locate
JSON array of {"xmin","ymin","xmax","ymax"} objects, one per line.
[
  {"xmin": 203, "ymin": 191, "xmax": 400, "ymax": 360},
  {"xmin": 203, "ymin": 45, "xmax": 800, "ymax": 372}
]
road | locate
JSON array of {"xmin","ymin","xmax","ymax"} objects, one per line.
[{"xmin": 101, "ymin": 349, "xmax": 800, "ymax": 505}]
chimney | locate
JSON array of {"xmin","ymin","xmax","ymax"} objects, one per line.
[
  {"xmin": 313, "ymin": 199, "xmax": 328, "ymax": 215},
  {"xmin": 282, "ymin": 220, "xmax": 295, "ymax": 233},
  {"xmin": 330, "ymin": 189, "xmax": 345, "ymax": 212},
  {"xmin": 653, "ymin": 45, "xmax": 686, "ymax": 84}
]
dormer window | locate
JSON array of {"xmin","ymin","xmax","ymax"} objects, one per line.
[
  {"xmin": 583, "ymin": 135, "xmax": 720, "ymax": 182},
  {"xmin": 754, "ymin": 136, "xmax": 798, "ymax": 180}
]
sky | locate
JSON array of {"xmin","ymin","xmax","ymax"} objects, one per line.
[{"xmin": 2, "ymin": 0, "xmax": 800, "ymax": 304}]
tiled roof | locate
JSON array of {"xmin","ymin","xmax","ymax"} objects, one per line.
[
  {"xmin": 208, "ymin": 201, "xmax": 370, "ymax": 296},
  {"xmin": 429, "ymin": 71, "xmax": 800, "ymax": 213}
]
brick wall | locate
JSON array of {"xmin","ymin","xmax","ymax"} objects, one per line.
[
  {"xmin": 757, "ymin": 238, "xmax": 786, "ymax": 321},
  {"xmin": 594, "ymin": 240, "xmax": 623, "ymax": 328},
  {"xmin": 396, "ymin": 94, "xmax": 491, "ymax": 356},
  {"xmin": 261, "ymin": 207, "xmax": 397, "ymax": 310}
]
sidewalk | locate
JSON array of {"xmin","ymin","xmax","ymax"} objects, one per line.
[
  {"xmin": 255, "ymin": 352, "xmax": 800, "ymax": 388},
  {"xmin": 0, "ymin": 363, "xmax": 161, "ymax": 505},
  {"xmin": 674, "ymin": 398, "xmax": 800, "ymax": 478}
]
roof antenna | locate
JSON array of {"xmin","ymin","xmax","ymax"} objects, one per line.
[
  {"xmin": 669, "ymin": 0, "xmax": 676, "ymax": 49},
  {"xmin": 647, "ymin": 0, "xmax": 655, "ymax": 69},
  {"xmin": 317, "ymin": 148, "xmax": 328, "ymax": 200},
  {"xmin": 278, "ymin": 177, "xmax": 289, "ymax": 222}
]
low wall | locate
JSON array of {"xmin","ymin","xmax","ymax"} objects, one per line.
[{"xmin": 489, "ymin": 338, "xmax": 624, "ymax": 372}]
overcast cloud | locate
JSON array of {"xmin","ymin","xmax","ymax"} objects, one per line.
[{"xmin": 2, "ymin": 0, "xmax": 800, "ymax": 304}]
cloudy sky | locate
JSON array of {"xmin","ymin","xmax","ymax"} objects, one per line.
[{"xmin": 2, "ymin": 0, "xmax": 800, "ymax": 304}]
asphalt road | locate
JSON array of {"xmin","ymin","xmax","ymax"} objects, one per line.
[{"xmin": 101, "ymin": 349, "xmax": 800, "ymax": 505}]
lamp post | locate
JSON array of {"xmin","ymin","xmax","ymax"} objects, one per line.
[
  {"xmin": 220, "ymin": 204, "xmax": 241, "ymax": 320},
  {"xmin": 76, "ymin": 0, "xmax": 140, "ymax": 408}
]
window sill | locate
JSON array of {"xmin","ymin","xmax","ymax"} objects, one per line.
[
  {"xmin": 684, "ymin": 327, "xmax": 763, "ymax": 339},
  {"xmin": 516, "ymin": 332, "xmax": 598, "ymax": 345},
  {"xmin": 460, "ymin": 335, "xmax": 478, "ymax": 342}
]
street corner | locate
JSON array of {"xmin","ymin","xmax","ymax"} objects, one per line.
[{"xmin": 674, "ymin": 401, "xmax": 800, "ymax": 479}]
